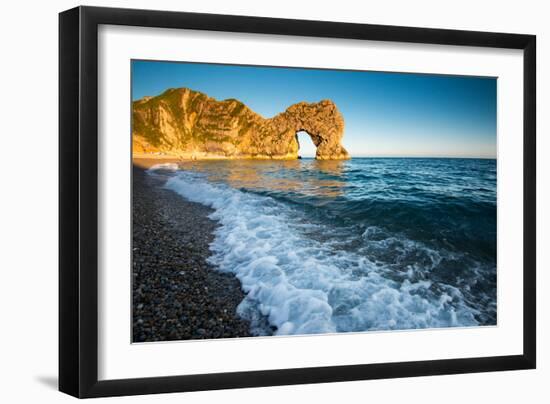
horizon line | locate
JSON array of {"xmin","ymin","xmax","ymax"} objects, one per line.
[{"xmin": 298, "ymin": 155, "xmax": 496, "ymax": 159}]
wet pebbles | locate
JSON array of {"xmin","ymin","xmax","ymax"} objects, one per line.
[{"xmin": 132, "ymin": 166, "xmax": 251, "ymax": 342}]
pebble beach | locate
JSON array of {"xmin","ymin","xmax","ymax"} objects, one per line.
[{"xmin": 132, "ymin": 164, "xmax": 251, "ymax": 342}]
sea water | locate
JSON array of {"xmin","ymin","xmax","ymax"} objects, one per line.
[{"xmin": 151, "ymin": 158, "xmax": 497, "ymax": 336}]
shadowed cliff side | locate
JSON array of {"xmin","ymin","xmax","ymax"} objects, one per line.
[{"xmin": 132, "ymin": 88, "xmax": 350, "ymax": 160}]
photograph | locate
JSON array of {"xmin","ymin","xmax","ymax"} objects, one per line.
[{"xmin": 131, "ymin": 59, "xmax": 498, "ymax": 343}]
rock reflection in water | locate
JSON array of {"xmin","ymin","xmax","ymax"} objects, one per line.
[{"xmin": 177, "ymin": 159, "xmax": 347, "ymax": 198}]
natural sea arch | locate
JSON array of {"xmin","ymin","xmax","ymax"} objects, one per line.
[{"xmin": 133, "ymin": 88, "xmax": 350, "ymax": 160}]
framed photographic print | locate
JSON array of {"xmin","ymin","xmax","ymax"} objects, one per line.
[{"xmin": 59, "ymin": 6, "xmax": 536, "ymax": 398}]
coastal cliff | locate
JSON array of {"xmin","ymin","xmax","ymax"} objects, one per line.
[{"xmin": 132, "ymin": 88, "xmax": 350, "ymax": 160}]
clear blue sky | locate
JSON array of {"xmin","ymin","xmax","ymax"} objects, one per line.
[{"xmin": 132, "ymin": 60, "xmax": 496, "ymax": 158}]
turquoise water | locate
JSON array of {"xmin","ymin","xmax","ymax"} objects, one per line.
[{"xmin": 152, "ymin": 158, "xmax": 497, "ymax": 335}]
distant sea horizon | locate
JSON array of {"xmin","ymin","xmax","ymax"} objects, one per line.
[{"xmin": 295, "ymin": 156, "xmax": 497, "ymax": 160}]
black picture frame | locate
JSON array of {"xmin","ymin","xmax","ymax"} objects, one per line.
[{"xmin": 59, "ymin": 5, "xmax": 536, "ymax": 398}]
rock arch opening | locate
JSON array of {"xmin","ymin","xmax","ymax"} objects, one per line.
[{"xmin": 296, "ymin": 130, "xmax": 318, "ymax": 158}]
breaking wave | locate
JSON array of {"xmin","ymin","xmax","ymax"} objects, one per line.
[{"xmin": 162, "ymin": 164, "xmax": 491, "ymax": 336}]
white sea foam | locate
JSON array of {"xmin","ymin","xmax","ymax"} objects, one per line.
[
  {"xmin": 163, "ymin": 171, "xmax": 480, "ymax": 335},
  {"xmin": 148, "ymin": 163, "xmax": 180, "ymax": 172}
]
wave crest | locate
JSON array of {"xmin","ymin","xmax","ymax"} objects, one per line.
[{"xmin": 164, "ymin": 171, "xmax": 481, "ymax": 335}]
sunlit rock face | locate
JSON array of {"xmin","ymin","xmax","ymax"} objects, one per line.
[{"xmin": 132, "ymin": 88, "xmax": 350, "ymax": 160}]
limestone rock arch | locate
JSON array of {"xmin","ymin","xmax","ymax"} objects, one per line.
[
  {"xmin": 132, "ymin": 88, "xmax": 350, "ymax": 160},
  {"xmin": 268, "ymin": 100, "xmax": 350, "ymax": 160}
]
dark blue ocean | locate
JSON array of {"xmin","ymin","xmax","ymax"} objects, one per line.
[{"xmin": 152, "ymin": 158, "xmax": 497, "ymax": 335}]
